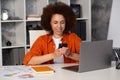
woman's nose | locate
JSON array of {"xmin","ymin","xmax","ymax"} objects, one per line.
[{"xmin": 58, "ymin": 23, "xmax": 62, "ymax": 28}]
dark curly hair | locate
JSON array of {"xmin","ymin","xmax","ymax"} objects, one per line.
[{"xmin": 40, "ymin": 2, "xmax": 76, "ymax": 34}]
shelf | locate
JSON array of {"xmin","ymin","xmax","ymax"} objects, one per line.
[
  {"xmin": 2, "ymin": 47, "xmax": 25, "ymax": 65},
  {"xmin": 26, "ymin": 0, "xmax": 48, "ymax": 16},
  {"xmin": 76, "ymin": 18, "xmax": 89, "ymax": 20},
  {"xmin": 2, "ymin": 45, "xmax": 25, "ymax": 49},
  {"xmin": 1, "ymin": 22, "xmax": 25, "ymax": 48},
  {"xmin": 1, "ymin": 20, "xmax": 24, "ymax": 23},
  {"xmin": 26, "ymin": 19, "xmax": 41, "ymax": 22},
  {"xmin": 1, "ymin": 0, "xmax": 24, "ymax": 20}
]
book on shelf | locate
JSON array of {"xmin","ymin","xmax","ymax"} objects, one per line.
[
  {"xmin": 71, "ymin": 20, "xmax": 86, "ymax": 40},
  {"xmin": 31, "ymin": 66, "xmax": 55, "ymax": 73},
  {"xmin": 26, "ymin": 14, "xmax": 41, "ymax": 21}
]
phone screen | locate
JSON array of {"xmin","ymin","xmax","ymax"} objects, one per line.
[{"xmin": 58, "ymin": 43, "xmax": 68, "ymax": 48}]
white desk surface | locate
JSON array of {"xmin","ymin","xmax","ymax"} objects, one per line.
[{"xmin": 0, "ymin": 63, "xmax": 120, "ymax": 80}]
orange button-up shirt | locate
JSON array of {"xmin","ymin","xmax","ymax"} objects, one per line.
[{"xmin": 24, "ymin": 33, "xmax": 82, "ymax": 65}]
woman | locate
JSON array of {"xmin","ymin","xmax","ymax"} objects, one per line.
[{"xmin": 23, "ymin": 2, "xmax": 82, "ymax": 65}]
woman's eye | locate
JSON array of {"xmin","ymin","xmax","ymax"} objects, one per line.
[
  {"xmin": 61, "ymin": 21, "xmax": 65, "ymax": 24},
  {"xmin": 53, "ymin": 21, "xmax": 57, "ymax": 24}
]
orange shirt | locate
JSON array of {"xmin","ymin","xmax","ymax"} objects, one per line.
[{"xmin": 23, "ymin": 33, "xmax": 82, "ymax": 65}]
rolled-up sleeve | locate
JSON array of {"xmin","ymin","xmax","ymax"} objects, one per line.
[{"xmin": 23, "ymin": 36, "xmax": 44, "ymax": 65}]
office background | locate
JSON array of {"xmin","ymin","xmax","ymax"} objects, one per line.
[{"xmin": 1, "ymin": 0, "xmax": 120, "ymax": 66}]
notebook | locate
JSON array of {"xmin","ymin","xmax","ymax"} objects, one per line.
[
  {"xmin": 31, "ymin": 66, "xmax": 55, "ymax": 73},
  {"xmin": 62, "ymin": 40, "xmax": 113, "ymax": 73}
]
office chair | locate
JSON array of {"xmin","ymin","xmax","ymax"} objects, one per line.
[{"xmin": 29, "ymin": 30, "xmax": 47, "ymax": 47}]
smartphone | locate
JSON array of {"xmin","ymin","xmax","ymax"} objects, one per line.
[{"xmin": 58, "ymin": 43, "xmax": 68, "ymax": 48}]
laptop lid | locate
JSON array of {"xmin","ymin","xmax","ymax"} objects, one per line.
[
  {"xmin": 78, "ymin": 40, "xmax": 113, "ymax": 72},
  {"xmin": 62, "ymin": 40, "xmax": 113, "ymax": 73}
]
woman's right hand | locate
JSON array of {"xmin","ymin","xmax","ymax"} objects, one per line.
[{"xmin": 53, "ymin": 49, "xmax": 63, "ymax": 59}]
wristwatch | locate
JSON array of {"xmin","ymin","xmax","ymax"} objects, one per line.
[{"xmin": 66, "ymin": 52, "xmax": 73, "ymax": 57}]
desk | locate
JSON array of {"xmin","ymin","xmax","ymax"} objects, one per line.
[{"xmin": 0, "ymin": 63, "xmax": 120, "ymax": 80}]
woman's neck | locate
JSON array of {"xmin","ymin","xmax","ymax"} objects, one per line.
[{"xmin": 53, "ymin": 34, "xmax": 62, "ymax": 39}]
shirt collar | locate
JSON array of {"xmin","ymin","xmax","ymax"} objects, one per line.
[{"xmin": 47, "ymin": 33, "xmax": 69, "ymax": 43}]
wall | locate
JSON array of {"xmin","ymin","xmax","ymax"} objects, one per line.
[
  {"xmin": 91, "ymin": 0, "xmax": 113, "ymax": 41},
  {"xmin": 107, "ymin": 0, "xmax": 120, "ymax": 48}
]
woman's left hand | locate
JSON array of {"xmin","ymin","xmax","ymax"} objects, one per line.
[{"xmin": 59, "ymin": 47, "xmax": 70, "ymax": 56}]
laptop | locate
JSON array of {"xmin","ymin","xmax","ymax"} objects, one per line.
[{"xmin": 62, "ymin": 40, "xmax": 113, "ymax": 73}]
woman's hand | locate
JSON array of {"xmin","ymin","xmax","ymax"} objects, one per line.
[
  {"xmin": 59, "ymin": 47, "xmax": 70, "ymax": 56},
  {"xmin": 53, "ymin": 49, "xmax": 63, "ymax": 59},
  {"xmin": 53, "ymin": 47, "xmax": 72, "ymax": 59}
]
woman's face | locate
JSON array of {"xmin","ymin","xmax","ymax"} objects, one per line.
[{"xmin": 50, "ymin": 14, "xmax": 65, "ymax": 38}]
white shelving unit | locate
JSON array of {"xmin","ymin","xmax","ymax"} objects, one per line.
[{"xmin": 0, "ymin": 0, "xmax": 91, "ymax": 66}]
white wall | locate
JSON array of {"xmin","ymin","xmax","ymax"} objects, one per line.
[{"xmin": 107, "ymin": 0, "xmax": 120, "ymax": 48}]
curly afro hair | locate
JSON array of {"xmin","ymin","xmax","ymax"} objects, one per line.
[{"xmin": 40, "ymin": 2, "xmax": 76, "ymax": 34}]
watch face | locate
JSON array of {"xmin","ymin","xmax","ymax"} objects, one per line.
[{"xmin": 2, "ymin": 10, "xmax": 8, "ymax": 20}]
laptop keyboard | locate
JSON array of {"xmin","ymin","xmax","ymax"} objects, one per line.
[{"xmin": 62, "ymin": 65, "xmax": 79, "ymax": 72}]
